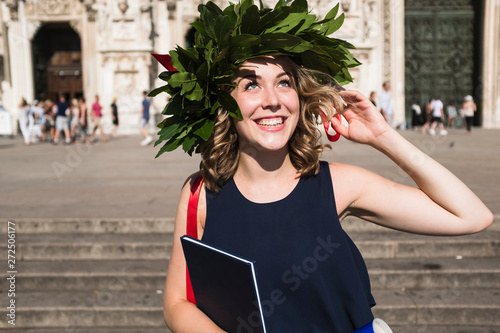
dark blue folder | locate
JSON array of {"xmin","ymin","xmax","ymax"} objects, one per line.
[{"xmin": 181, "ymin": 235, "xmax": 267, "ymax": 333}]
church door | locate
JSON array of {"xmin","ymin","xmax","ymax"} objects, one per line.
[{"xmin": 405, "ymin": 0, "xmax": 483, "ymax": 127}]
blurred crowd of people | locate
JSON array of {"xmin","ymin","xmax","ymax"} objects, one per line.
[
  {"xmin": 15, "ymin": 94, "xmax": 126, "ymax": 146},
  {"xmin": 412, "ymin": 95, "xmax": 477, "ymax": 135}
]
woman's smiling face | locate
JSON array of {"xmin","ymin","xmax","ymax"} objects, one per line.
[{"xmin": 231, "ymin": 57, "xmax": 300, "ymax": 153}]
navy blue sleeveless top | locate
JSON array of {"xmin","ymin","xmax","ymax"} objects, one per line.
[{"xmin": 202, "ymin": 161, "xmax": 375, "ymax": 332}]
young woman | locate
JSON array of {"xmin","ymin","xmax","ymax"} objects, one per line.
[
  {"xmin": 162, "ymin": 56, "xmax": 492, "ymax": 332},
  {"xmin": 158, "ymin": 1, "xmax": 493, "ymax": 332}
]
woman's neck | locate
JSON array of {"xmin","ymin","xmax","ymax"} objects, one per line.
[{"xmin": 233, "ymin": 148, "xmax": 300, "ymax": 203}]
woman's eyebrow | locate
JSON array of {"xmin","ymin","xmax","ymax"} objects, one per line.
[{"xmin": 237, "ymin": 71, "xmax": 292, "ymax": 83}]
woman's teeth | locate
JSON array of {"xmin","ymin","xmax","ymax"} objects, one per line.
[{"xmin": 257, "ymin": 117, "xmax": 284, "ymax": 127}]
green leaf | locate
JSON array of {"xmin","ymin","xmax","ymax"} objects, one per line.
[
  {"xmin": 196, "ymin": 61, "xmax": 209, "ymax": 81},
  {"xmin": 157, "ymin": 121, "xmax": 180, "ymax": 142},
  {"xmin": 182, "ymin": 136, "xmax": 198, "ymax": 153},
  {"xmin": 155, "ymin": 138, "xmax": 182, "ymax": 157},
  {"xmin": 321, "ymin": 13, "xmax": 344, "ymax": 36},
  {"xmin": 214, "ymin": 15, "xmax": 233, "ymax": 44},
  {"xmin": 240, "ymin": 4, "xmax": 260, "ymax": 34},
  {"xmin": 169, "ymin": 72, "xmax": 196, "ymax": 88},
  {"xmin": 260, "ymin": 33, "xmax": 301, "ymax": 48},
  {"xmin": 148, "ymin": 84, "xmax": 168, "ymax": 97},
  {"xmin": 193, "ymin": 118, "xmax": 214, "ymax": 141},
  {"xmin": 191, "ymin": 21, "xmax": 206, "ymax": 35},
  {"xmin": 324, "ymin": 3, "xmax": 339, "ymax": 21},
  {"xmin": 158, "ymin": 71, "xmax": 176, "ymax": 82},
  {"xmin": 217, "ymin": 90, "xmax": 241, "ymax": 119},
  {"xmin": 175, "ymin": 47, "xmax": 199, "ymax": 71},
  {"xmin": 259, "ymin": 6, "xmax": 290, "ymax": 32},
  {"xmin": 163, "ymin": 95, "xmax": 183, "ymax": 115},
  {"xmin": 169, "ymin": 50, "xmax": 185, "ymax": 72},
  {"xmin": 290, "ymin": 0, "xmax": 308, "ymax": 13},
  {"xmin": 230, "ymin": 34, "xmax": 260, "ymax": 47},
  {"xmin": 184, "ymin": 83, "xmax": 204, "ymax": 101}
]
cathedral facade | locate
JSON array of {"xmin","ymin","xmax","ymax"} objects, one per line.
[{"xmin": 0, "ymin": 0, "xmax": 499, "ymax": 135}]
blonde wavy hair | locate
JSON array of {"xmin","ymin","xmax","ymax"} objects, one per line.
[{"xmin": 200, "ymin": 59, "xmax": 345, "ymax": 193}]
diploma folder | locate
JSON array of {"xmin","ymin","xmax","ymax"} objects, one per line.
[{"xmin": 181, "ymin": 235, "xmax": 267, "ymax": 333}]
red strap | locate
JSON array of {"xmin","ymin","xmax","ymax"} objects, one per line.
[{"xmin": 186, "ymin": 174, "xmax": 203, "ymax": 304}]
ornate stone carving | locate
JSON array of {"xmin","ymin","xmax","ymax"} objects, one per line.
[
  {"xmin": 5, "ymin": 0, "xmax": 19, "ymax": 21},
  {"xmin": 405, "ymin": 0, "xmax": 473, "ymax": 10},
  {"xmin": 80, "ymin": 0, "xmax": 98, "ymax": 21},
  {"xmin": 362, "ymin": 0, "xmax": 376, "ymax": 42},
  {"xmin": 117, "ymin": 0, "xmax": 129, "ymax": 14},
  {"xmin": 25, "ymin": 0, "xmax": 71, "ymax": 16},
  {"xmin": 166, "ymin": 0, "xmax": 176, "ymax": 20},
  {"xmin": 341, "ymin": 0, "xmax": 351, "ymax": 13},
  {"xmin": 382, "ymin": 0, "xmax": 391, "ymax": 80}
]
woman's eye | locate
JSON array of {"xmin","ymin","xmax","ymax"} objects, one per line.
[
  {"xmin": 279, "ymin": 79, "xmax": 291, "ymax": 87},
  {"xmin": 244, "ymin": 81, "xmax": 258, "ymax": 90}
]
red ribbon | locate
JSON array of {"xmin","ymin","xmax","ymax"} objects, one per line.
[
  {"xmin": 151, "ymin": 53, "xmax": 178, "ymax": 72},
  {"xmin": 320, "ymin": 108, "xmax": 342, "ymax": 142}
]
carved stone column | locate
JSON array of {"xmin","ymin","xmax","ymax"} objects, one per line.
[
  {"xmin": 482, "ymin": 0, "xmax": 500, "ymax": 128},
  {"xmin": 382, "ymin": 0, "xmax": 405, "ymax": 128},
  {"xmin": 8, "ymin": 1, "xmax": 34, "ymax": 103}
]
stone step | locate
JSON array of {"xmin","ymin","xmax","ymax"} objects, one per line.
[
  {"xmin": 2, "ymin": 260, "xmax": 168, "ymax": 292},
  {"xmin": 3, "ymin": 215, "xmax": 499, "ymax": 234},
  {"xmin": 5, "ymin": 326, "xmax": 500, "ymax": 333},
  {"xmin": 349, "ymin": 230, "xmax": 500, "ymax": 259},
  {"xmin": 3, "ymin": 257, "xmax": 499, "ymax": 292},
  {"xmin": 0, "ymin": 329, "xmax": 173, "ymax": 333},
  {"xmin": 372, "ymin": 289, "xmax": 500, "ymax": 327},
  {"xmin": 1, "ymin": 218, "xmax": 175, "ymax": 234},
  {"xmin": 2, "ymin": 329, "xmax": 172, "ymax": 333},
  {"xmin": 342, "ymin": 215, "xmax": 500, "ymax": 233},
  {"xmin": 5, "ymin": 229, "xmax": 498, "ymax": 261},
  {"xmin": 1, "ymin": 289, "xmax": 499, "ymax": 329},
  {"xmin": 0, "ymin": 291, "xmax": 164, "ymax": 329},
  {"xmin": 1, "ymin": 233, "xmax": 173, "ymax": 261},
  {"xmin": 366, "ymin": 257, "xmax": 500, "ymax": 289}
]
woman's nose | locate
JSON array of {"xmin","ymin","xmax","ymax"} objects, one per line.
[{"xmin": 262, "ymin": 88, "xmax": 280, "ymax": 110}]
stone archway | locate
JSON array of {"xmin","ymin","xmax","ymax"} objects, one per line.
[{"xmin": 32, "ymin": 22, "xmax": 83, "ymax": 102}]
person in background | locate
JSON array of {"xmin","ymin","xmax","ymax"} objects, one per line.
[
  {"xmin": 91, "ymin": 94, "xmax": 107, "ymax": 143},
  {"xmin": 139, "ymin": 91, "xmax": 152, "ymax": 146},
  {"xmin": 18, "ymin": 98, "xmax": 33, "ymax": 145},
  {"xmin": 369, "ymin": 91, "xmax": 377, "ymax": 107},
  {"xmin": 411, "ymin": 102, "xmax": 423, "ymax": 129},
  {"xmin": 428, "ymin": 97, "xmax": 447, "ymax": 136},
  {"xmin": 42, "ymin": 99, "xmax": 55, "ymax": 142},
  {"xmin": 70, "ymin": 98, "xmax": 80, "ymax": 143},
  {"xmin": 462, "ymin": 95, "xmax": 477, "ymax": 135},
  {"xmin": 446, "ymin": 101, "xmax": 457, "ymax": 128},
  {"xmin": 379, "ymin": 81, "xmax": 393, "ymax": 127},
  {"xmin": 52, "ymin": 95, "xmax": 71, "ymax": 145},
  {"xmin": 31, "ymin": 100, "xmax": 45, "ymax": 142},
  {"xmin": 78, "ymin": 97, "xmax": 91, "ymax": 144},
  {"xmin": 111, "ymin": 97, "xmax": 119, "ymax": 139}
]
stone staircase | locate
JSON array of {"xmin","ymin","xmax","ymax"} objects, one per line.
[{"xmin": 1, "ymin": 217, "xmax": 499, "ymax": 332}]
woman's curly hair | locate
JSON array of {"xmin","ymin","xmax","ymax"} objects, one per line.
[{"xmin": 200, "ymin": 59, "xmax": 345, "ymax": 193}]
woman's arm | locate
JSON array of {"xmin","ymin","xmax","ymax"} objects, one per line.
[
  {"xmin": 164, "ymin": 173, "xmax": 225, "ymax": 332},
  {"xmin": 330, "ymin": 90, "xmax": 493, "ymax": 236}
]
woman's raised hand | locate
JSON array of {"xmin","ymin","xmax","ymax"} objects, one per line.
[{"xmin": 330, "ymin": 90, "xmax": 392, "ymax": 146}]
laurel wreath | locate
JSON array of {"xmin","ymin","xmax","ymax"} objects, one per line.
[{"xmin": 150, "ymin": 0, "xmax": 360, "ymax": 156}]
